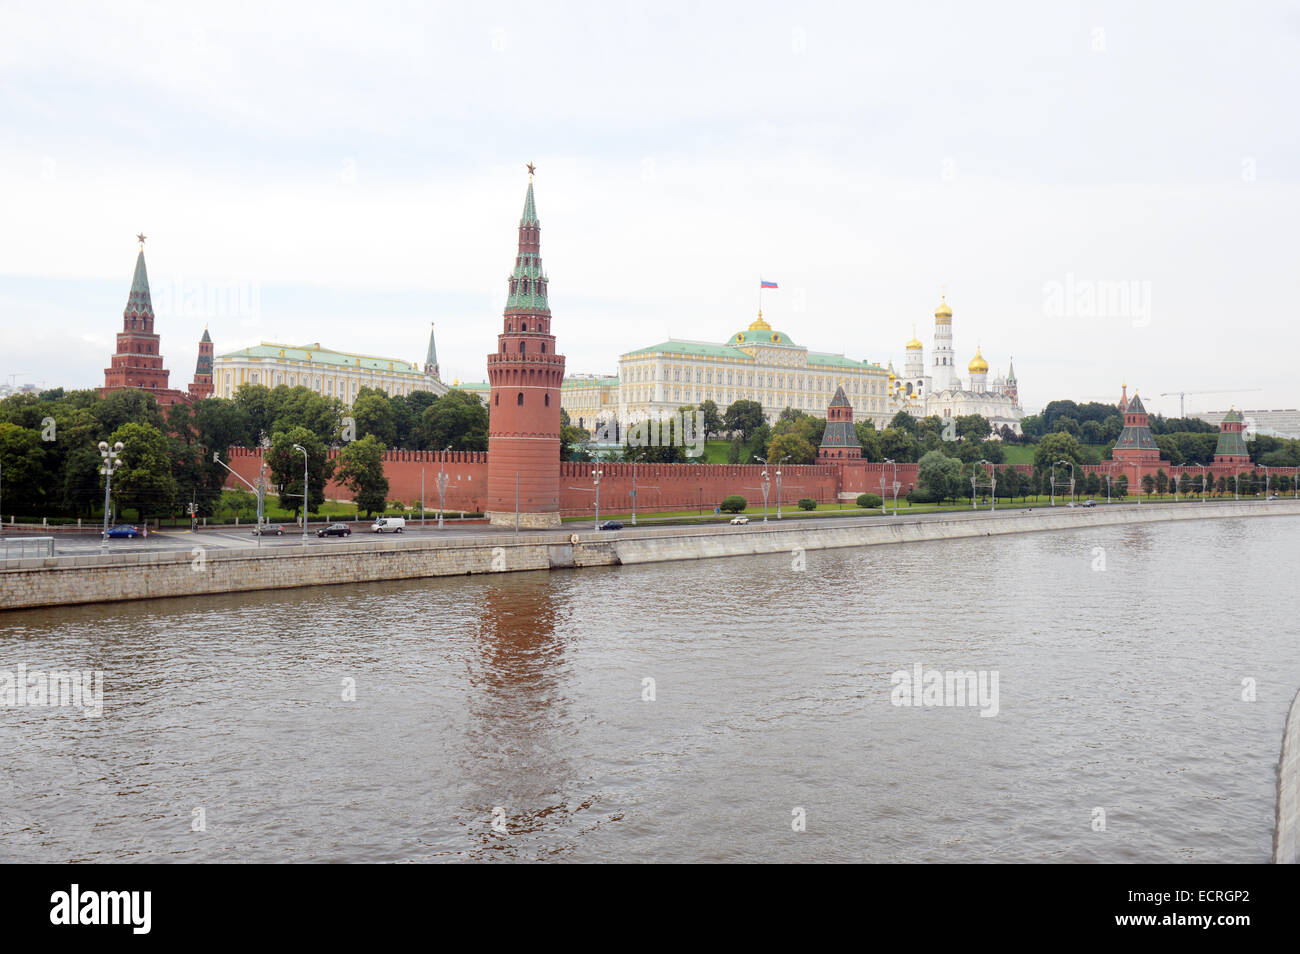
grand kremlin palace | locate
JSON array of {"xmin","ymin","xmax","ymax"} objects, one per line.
[{"xmin": 458, "ymin": 312, "xmax": 895, "ymax": 432}]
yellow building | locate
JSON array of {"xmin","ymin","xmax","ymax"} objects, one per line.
[
  {"xmin": 214, "ymin": 341, "xmax": 448, "ymax": 404},
  {"xmin": 615, "ymin": 313, "xmax": 892, "ymax": 428}
]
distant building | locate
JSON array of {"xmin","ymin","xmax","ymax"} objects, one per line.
[
  {"xmin": 894, "ymin": 296, "xmax": 1023, "ymax": 434},
  {"xmin": 188, "ymin": 327, "xmax": 214, "ymax": 400},
  {"xmin": 101, "ymin": 236, "xmax": 210, "ymax": 408},
  {"xmin": 213, "ymin": 324, "xmax": 448, "ymax": 404},
  {"xmin": 1213, "ymin": 409, "xmax": 1251, "ymax": 465},
  {"xmin": 1195, "ymin": 408, "xmax": 1300, "ymax": 440},
  {"xmin": 1111, "ymin": 384, "xmax": 1161, "ymax": 465},
  {"xmin": 616, "ymin": 312, "xmax": 893, "ymax": 429}
]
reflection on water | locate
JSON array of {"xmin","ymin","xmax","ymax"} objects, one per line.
[{"xmin": 1, "ymin": 516, "xmax": 1298, "ymax": 862}]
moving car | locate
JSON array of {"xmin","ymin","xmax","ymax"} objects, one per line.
[
  {"xmin": 599, "ymin": 520, "xmax": 623, "ymax": 530},
  {"xmin": 252, "ymin": 524, "xmax": 285, "ymax": 536},
  {"xmin": 316, "ymin": 523, "xmax": 352, "ymax": 537},
  {"xmin": 101, "ymin": 525, "xmax": 139, "ymax": 538},
  {"xmin": 370, "ymin": 516, "xmax": 405, "ymax": 533},
  {"xmin": 729, "ymin": 516, "xmax": 749, "ymax": 525},
  {"xmin": 1082, "ymin": 499, "xmax": 1096, "ymax": 508}
]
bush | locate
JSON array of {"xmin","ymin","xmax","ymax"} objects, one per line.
[
  {"xmin": 797, "ymin": 498, "xmax": 817, "ymax": 511},
  {"xmin": 856, "ymin": 493, "xmax": 883, "ymax": 509},
  {"xmin": 719, "ymin": 495, "xmax": 747, "ymax": 514}
]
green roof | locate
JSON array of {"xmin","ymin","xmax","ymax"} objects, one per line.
[
  {"xmin": 520, "ymin": 180, "xmax": 538, "ymax": 226},
  {"xmin": 563, "ymin": 376, "xmax": 619, "ymax": 388},
  {"xmin": 216, "ymin": 342, "xmax": 422, "ymax": 374},
  {"xmin": 727, "ymin": 328, "xmax": 798, "ymax": 348},
  {"xmin": 623, "ymin": 340, "xmax": 753, "ymax": 360},
  {"xmin": 124, "ymin": 249, "xmax": 153, "ymax": 317},
  {"xmin": 456, "ymin": 381, "xmax": 490, "ymax": 392},
  {"xmin": 807, "ymin": 351, "xmax": 884, "ymax": 371}
]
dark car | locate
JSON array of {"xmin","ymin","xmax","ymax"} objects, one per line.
[
  {"xmin": 316, "ymin": 523, "xmax": 352, "ymax": 537},
  {"xmin": 599, "ymin": 520, "xmax": 623, "ymax": 530},
  {"xmin": 252, "ymin": 524, "xmax": 285, "ymax": 536},
  {"xmin": 102, "ymin": 524, "xmax": 139, "ymax": 538}
]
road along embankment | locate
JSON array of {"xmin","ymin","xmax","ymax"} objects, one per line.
[{"xmin": 1, "ymin": 501, "xmax": 1296, "ymax": 611}]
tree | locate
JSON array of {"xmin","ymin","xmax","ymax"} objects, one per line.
[
  {"xmin": 766, "ymin": 431, "xmax": 817, "ymax": 465},
  {"xmin": 699, "ymin": 400, "xmax": 723, "ymax": 441},
  {"xmin": 719, "ymin": 494, "xmax": 747, "ymax": 513},
  {"xmin": 0, "ymin": 423, "xmax": 53, "ymax": 517},
  {"xmin": 1155, "ymin": 469, "xmax": 1169, "ymax": 495},
  {"xmin": 1116, "ymin": 474, "xmax": 1129, "ymax": 498},
  {"xmin": 888, "ymin": 411, "xmax": 917, "ymax": 433},
  {"xmin": 724, "ymin": 400, "xmax": 765, "ymax": 443},
  {"xmin": 419, "ymin": 390, "xmax": 489, "ymax": 451},
  {"xmin": 955, "ymin": 414, "xmax": 991, "ymax": 443},
  {"xmin": 108, "ymin": 421, "xmax": 178, "ymax": 521},
  {"xmin": 194, "ymin": 398, "xmax": 254, "ymax": 514},
  {"xmin": 267, "ymin": 427, "xmax": 334, "ymax": 518},
  {"xmin": 856, "ymin": 493, "xmax": 882, "ymax": 509},
  {"xmin": 233, "ymin": 384, "xmax": 275, "ymax": 444},
  {"xmin": 335, "ymin": 434, "xmax": 389, "ymax": 517},
  {"xmin": 1034, "ymin": 432, "xmax": 1084, "ymax": 472},
  {"xmin": 95, "ymin": 389, "xmax": 164, "ymax": 435},
  {"xmin": 798, "ymin": 497, "xmax": 817, "ymax": 511},
  {"xmin": 352, "ymin": 391, "xmax": 397, "ymax": 447},
  {"xmin": 879, "ymin": 428, "xmax": 918, "ymax": 463},
  {"xmin": 855, "ymin": 421, "xmax": 882, "ymax": 461},
  {"xmin": 917, "ymin": 450, "xmax": 962, "ymax": 504},
  {"xmin": 1142, "ymin": 473, "xmax": 1155, "ymax": 498}
]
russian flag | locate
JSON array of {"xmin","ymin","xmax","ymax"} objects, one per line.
[{"xmin": 760, "ymin": 280, "xmax": 778, "ymax": 289}]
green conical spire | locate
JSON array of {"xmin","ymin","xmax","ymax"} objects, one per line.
[
  {"xmin": 124, "ymin": 248, "xmax": 153, "ymax": 318},
  {"xmin": 425, "ymin": 322, "xmax": 438, "ymax": 369},
  {"xmin": 520, "ymin": 180, "xmax": 538, "ymax": 226}
]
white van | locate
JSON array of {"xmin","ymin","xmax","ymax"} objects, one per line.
[{"xmin": 370, "ymin": 516, "xmax": 406, "ymax": 533}]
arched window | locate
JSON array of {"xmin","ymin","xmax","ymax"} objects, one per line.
[
  {"xmin": 545, "ymin": 393, "xmax": 550, "ymax": 406},
  {"xmin": 519, "ymin": 341, "xmax": 525, "ymax": 353},
  {"xmin": 516, "ymin": 392, "xmax": 524, "ymax": 405},
  {"xmin": 521, "ymin": 322, "xmax": 528, "ymax": 332},
  {"xmin": 495, "ymin": 393, "xmax": 499, "ymax": 405},
  {"xmin": 501, "ymin": 342, "xmax": 506, "ymax": 353},
  {"xmin": 541, "ymin": 342, "xmax": 546, "ymax": 353}
]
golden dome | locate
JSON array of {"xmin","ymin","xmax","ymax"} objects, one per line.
[
  {"xmin": 905, "ymin": 334, "xmax": 923, "ymax": 350},
  {"xmin": 935, "ymin": 296, "xmax": 952, "ymax": 320},
  {"xmin": 748, "ymin": 310, "xmax": 771, "ymax": 332},
  {"xmin": 968, "ymin": 347, "xmax": 988, "ymax": 374}
]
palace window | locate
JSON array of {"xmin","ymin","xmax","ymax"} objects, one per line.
[{"xmin": 517, "ymin": 392, "xmax": 524, "ymax": 405}]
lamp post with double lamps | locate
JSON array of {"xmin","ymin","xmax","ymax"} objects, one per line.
[
  {"xmin": 1057, "ymin": 459, "xmax": 1075, "ymax": 506},
  {"xmin": 292, "ymin": 443, "xmax": 309, "ymax": 542},
  {"xmin": 98, "ymin": 440, "xmax": 124, "ymax": 551},
  {"xmin": 592, "ymin": 463, "xmax": 604, "ymax": 531}
]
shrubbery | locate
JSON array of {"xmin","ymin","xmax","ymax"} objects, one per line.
[
  {"xmin": 797, "ymin": 498, "xmax": 817, "ymax": 511},
  {"xmin": 856, "ymin": 493, "xmax": 883, "ymax": 509},
  {"xmin": 719, "ymin": 495, "xmax": 747, "ymax": 513}
]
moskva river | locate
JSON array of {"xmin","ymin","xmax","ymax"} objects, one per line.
[{"xmin": 3, "ymin": 515, "xmax": 1297, "ymax": 862}]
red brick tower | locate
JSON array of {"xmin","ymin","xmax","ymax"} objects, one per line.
[
  {"xmin": 188, "ymin": 326, "xmax": 215, "ymax": 400},
  {"xmin": 485, "ymin": 165, "xmax": 566, "ymax": 528},
  {"xmin": 1111, "ymin": 386, "xmax": 1160, "ymax": 464},
  {"xmin": 103, "ymin": 234, "xmax": 178, "ymax": 403},
  {"xmin": 1213, "ymin": 408, "xmax": 1250, "ymax": 465},
  {"xmin": 818, "ymin": 384, "xmax": 863, "ymax": 461}
]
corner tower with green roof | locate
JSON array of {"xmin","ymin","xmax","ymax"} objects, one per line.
[
  {"xmin": 485, "ymin": 166, "xmax": 566, "ymax": 529},
  {"xmin": 1213, "ymin": 408, "xmax": 1251, "ymax": 464},
  {"xmin": 818, "ymin": 384, "xmax": 862, "ymax": 460}
]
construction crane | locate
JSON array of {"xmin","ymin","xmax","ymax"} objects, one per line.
[{"xmin": 1159, "ymin": 389, "xmax": 1262, "ymax": 419}]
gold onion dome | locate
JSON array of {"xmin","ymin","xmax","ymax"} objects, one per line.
[
  {"xmin": 935, "ymin": 297, "xmax": 952, "ymax": 319},
  {"xmin": 749, "ymin": 310, "xmax": 771, "ymax": 332},
  {"xmin": 968, "ymin": 347, "xmax": 988, "ymax": 374},
  {"xmin": 905, "ymin": 333, "xmax": 924, "ymax": 350}
]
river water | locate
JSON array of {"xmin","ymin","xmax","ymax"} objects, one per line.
[{"xmin": 2, "ymin": 515, "xmax": 1297, "ymax": 863}]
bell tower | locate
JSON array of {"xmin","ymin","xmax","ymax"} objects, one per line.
[{"xmin": 485, "ymin": 164, "xmax": 566, "ymax": 528}]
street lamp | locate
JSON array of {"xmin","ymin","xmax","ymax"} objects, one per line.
[
  {"xmin": 1105, "ymin": 471, "xmax": 1112, "ymax": 504},
  {"xmin": 774, "ymin": 455, "xmax": 789, "ymax": 519},
  {"xmin": 292, "ymin": 443, "xmax": 309, "ymax": 542},
  {"xmin": 436, "ymin": 445, "xmax": 451, "ymax": 529},
  {"xmin": 1261, "ymin": 464, "xmax": 1270, "ymax": 498},
  {"xmin": 1056, "ymin": 459, "xmax": 1075, "ymax": 505},
  {"xmin": 98, "ymin": 440, "xmax": 124, "ymax": 551},
  {"xmin": 882, "ymin": 458, "xmax": 898, "ymax": 515},
  {"xmin": 1199, "ymin": 464, "xmax": 1208, "ymax": 505},
  {"xmin": 592, "ymin": 462, "xmax": 604, "ymax": 530},
  {"xmin": 753, "ymin": 456, "xmax": 771, "ymax": 523},
  {"xmin": 974, "ymin": 459, "xmax": 996, "ymax": 511}
]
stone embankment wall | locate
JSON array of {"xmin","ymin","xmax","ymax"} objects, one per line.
[{"xmin": 3, "ymin": 501, "xmax": 1296, "ymax": 611}]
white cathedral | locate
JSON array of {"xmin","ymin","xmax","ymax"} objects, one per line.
[{"xmin": 887, "ymin": 296, "xmax": 1024, "ymax": 435}]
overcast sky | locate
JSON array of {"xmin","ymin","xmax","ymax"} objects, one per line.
[{"xmin": 2, "ymin": 0, "xmax": 1297, "ymax": 416}]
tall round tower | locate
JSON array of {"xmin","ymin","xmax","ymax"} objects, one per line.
[
  {"xmin": 931, "ymin": 295, "xmax": 956, "ymax": 392},
  {"xmin": 485, "ymin": 166, "xmax": 566, "ymax": 529},
  {"xmin": 903, "ymin": 326, "xmax": 925, "ymax": 398}
]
